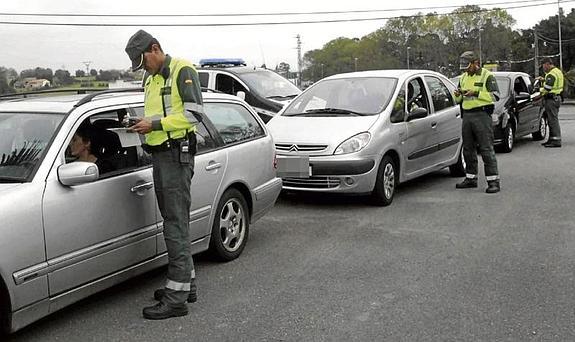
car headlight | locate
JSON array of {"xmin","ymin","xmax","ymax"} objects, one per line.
[{"xmin": 334, "ymin": 132, "xmax": 371, "ymax": 155}]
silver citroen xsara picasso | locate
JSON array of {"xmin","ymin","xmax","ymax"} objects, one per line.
[{"xmin": 268, "ymin": 70, "xmax": 465, "ymax": 206}]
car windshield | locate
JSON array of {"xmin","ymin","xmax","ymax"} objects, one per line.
[
  {"xmin": 494, "ymin": 76, "xmax": 510, "ymax": 98},
  {"xmin": 0, "ymin": 112, "xmax": 64, "ymax": 182},
  {"xmin": 283, "ymin": 77, "xmax": 397, "ymax": 116},
  {"xmin": 239, "ymin": 69, "xmax": 301, "ymax": 99}
]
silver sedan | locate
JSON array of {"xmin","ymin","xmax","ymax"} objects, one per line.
[{"xmin": 0, "ymin": 90, "xmax": 282, "ymax": 333}]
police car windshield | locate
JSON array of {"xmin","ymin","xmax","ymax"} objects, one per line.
[
  {"xmin": 283, "ymin": 77, "xmax": 397, "ymax": 116},
  {"xmin": 238, "ymin": 70, "xmax": 301, "ymax": 98},
  {"xmin": 0, "ymin": 112, "xmax": 64, "ymax": 182}
]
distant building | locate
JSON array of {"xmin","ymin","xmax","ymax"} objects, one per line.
[{"xmin": 15, "ymin": 78, "xmax": 51, "ymax": 90}]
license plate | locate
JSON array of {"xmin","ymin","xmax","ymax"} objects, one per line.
[{"xmin": 276, "ymin": 155, "xmax": 310, "ymax": 178}]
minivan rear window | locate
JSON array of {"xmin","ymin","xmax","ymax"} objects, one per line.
[{"xmin": 283, "ymin": 77, "xmax": 397, "ymax": 116}]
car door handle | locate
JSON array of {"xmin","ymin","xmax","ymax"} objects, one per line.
[
  {"xmin": 431, "ymin": 122, "xmax": 438, "ymax": 128},
  {"xmin": 455, "ymin": 112, "xmax": 461, "ymax": 118},
  {"xmin": 205, "ymin": 162, "xmax": 222, "ymax": 171},
  {"xmin": 130, "ymin": 181, "xmax": 154, "ymax": 193}
]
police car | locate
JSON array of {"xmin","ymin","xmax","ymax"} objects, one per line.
[{"xmin": 197, "ymin": 58, "xmax": 302, "ymax": 123}]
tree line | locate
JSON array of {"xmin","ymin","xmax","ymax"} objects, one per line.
[{"xmin": 292, "ymin": 5, "xmax": 575, "ymax": 94}]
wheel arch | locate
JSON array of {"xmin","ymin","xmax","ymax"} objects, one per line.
[
  {"xmin": 223, "ymin": 182, "xmax": 253, "ymax": 221},
  {"xmin": 0, "ymin": 274, "xmax": 11, "ymax": 334},
  {"xmin": 382, "ymin": 149, "xmax": 401, "ymax": 181}
]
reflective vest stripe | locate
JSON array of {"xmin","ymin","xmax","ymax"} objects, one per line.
[{"xmin": 166, "ymin": 280, "xmax": 191, "ymax": 291}]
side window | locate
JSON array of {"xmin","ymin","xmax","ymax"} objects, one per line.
[
  {"xmin": 514, "ymin": 76, "xmax": 529, "ymax": 95},
  {"xmin": 390, "ymin": 85, "xmax": 406, "ymax": 123},
  {"xmin": 204, "ymin": 102, "xmax": 265, "ymax": 145},
  {"xmin": 215, "ymin": 73, "xmax": 248, "ymax": 96},
  {"xmin": 195, "ymin": 121, "xmax": 217, "ymax": 154},
  {"xmin": 424, "ymin": 76, "xmax": 455, "ymax": 112},
  {"xmin": 198, "ymin": 72, "xmax": 209, "ymax": 88},
  {"xmin": 67, "ymin": 108, "xmax": 150, "ymax": 178},
  {"xmin": 407, "ymin": 78, "xmax": 430, "ymax": 113}
]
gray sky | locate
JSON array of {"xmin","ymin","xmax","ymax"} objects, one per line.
[{"xmin": 1, "ymin": 0, "xmax": 573, "ymax": 73}]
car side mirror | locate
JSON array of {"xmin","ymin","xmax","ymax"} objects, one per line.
[
  {"xmin": 236, "ymin": 91, "xmax": 246, "ymax": 100},
  {"xmin": 406, "ymin": 107, "xmax": 428, "ymax": 121},
  {"xmin": 515, "ymin": 92, "xmax": 530, "ymax": 101},
  {"xmin": 58, "ymin": 161, "xmax": 99, "ymax": 186}
]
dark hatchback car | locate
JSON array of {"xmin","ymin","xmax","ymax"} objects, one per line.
[{"xmin": 452, "ymin": 71, "xmax": 546, "ymax": 153}]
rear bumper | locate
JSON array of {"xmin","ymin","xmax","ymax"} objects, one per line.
[{"xmin": 251, "ymin": 177, "xmax": 283, "ymax": 222}]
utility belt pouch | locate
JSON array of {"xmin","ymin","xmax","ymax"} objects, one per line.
[
  {"xmin": 179, "ymin": 139, "xmax": 191, "ymax": 165},
  {"xmin": 188, "ymin": 132, "xmax": 197, "ymax": 156}
]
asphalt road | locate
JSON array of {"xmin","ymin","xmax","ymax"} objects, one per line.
[{"xmin": 7, "ymin": 105, "xmax": 575, "ymax": 342}]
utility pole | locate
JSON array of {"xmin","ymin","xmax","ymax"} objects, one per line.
[
  {"xmin": 406, "ymin": 47, "xmax": 411, "ymax": 69},
  {"xmin": 534, "ymin": 31, "xmax": 539, "ymax": 77},
  {"xmin": 82, "ymin": 61, "xmax": 92, "ymax": 76},
  {"xmin": 558, "ymin": 0, "xmax": 563, "ymax": 70},
  {"xmin": 479, "ymin": 30, "xmax": 483, "ymax": 66},
  {"xmin": 296, "ymin": 34, "xmax": 302, "ymax": 88}
]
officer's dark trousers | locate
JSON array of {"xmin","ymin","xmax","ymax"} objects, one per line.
[
  {"xmin": 462, "ymin": 110, "xmax": 499, "ymax": 179},
  {"xmin": 152, "ymin": 148, "xmax": 195, "ymax": 306},
  {"xmin": 544, "ymin": 96, "xmax": 562, "ymax": 142}
]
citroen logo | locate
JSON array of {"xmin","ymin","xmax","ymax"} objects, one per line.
[{"xmin": 288, "ymin": 144, "xmax": 299, "ymax": 152}]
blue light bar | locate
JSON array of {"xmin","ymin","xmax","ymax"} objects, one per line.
[{"xmin": 199, "ymin": 58, "xmax": 246, "ymax": 67}]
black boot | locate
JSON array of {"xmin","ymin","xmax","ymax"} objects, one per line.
[
  {"xmin": 154, "ymin": 282, "xmax": 197, "ymax": 303},
  {"xmin": 485, "ymin": 180, "xmax": 500, "ymax": 194},
  {"xmin": 142, "ymin": 302, "xmax": 188, "ymax": 320},
  {"xmin": 543, "ymin": 141, "xmax": 561, "ymax": 148},
  {"xmin": 456, "ymin": 178, "xmax": 478, "ymax": 189}
]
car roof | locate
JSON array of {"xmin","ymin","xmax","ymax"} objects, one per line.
[
  {"xmin": 198, "ymin": 65, "xmax": 273, "ymax": 75},
  {"xmin": 491, "ymin": 71, "xmax": 531, "ymax": 78},
  {"xmin": 0, "ymin": 90, "xmax": 243, "ymax": 114},
  {"xmin": 322, "ymin": 69, "xmax": 447, "ymax": 81}
]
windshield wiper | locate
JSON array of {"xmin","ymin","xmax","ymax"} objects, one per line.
[
  {"xmin": 284, "ymin": 108, "xmax": 366, "ymax": 117},
  {"xmin": 0, "ymin": 176, "xmax": 24, "ymax": 183},
  {"xmin": 267, "ymin": 94, "xmax": 299, "ymax": 100}
]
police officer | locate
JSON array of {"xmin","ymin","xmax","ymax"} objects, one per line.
[
  {"xmin": 454, "ymin": 51, "xmax": 501, "ymax": 194},
  {"xmin": 125, "ymin": 30, "xmax": 203, "ymax": 320},
  {"xmin": 539, "ymin": 57, "xmax": 564, "ymax": 148}
]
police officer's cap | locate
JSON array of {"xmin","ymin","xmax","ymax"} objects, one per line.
[
  {"xmin": 460, "ymin": 51, "xmax": 479, "ymax": 63},
  {"xmin": 125, "ymin": 30, "xmax": 155, "ymax": 71}
]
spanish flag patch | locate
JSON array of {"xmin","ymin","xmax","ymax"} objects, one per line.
[{"xmin": 185, "ymin": 79, "xmax": 193, "ymax": 84}]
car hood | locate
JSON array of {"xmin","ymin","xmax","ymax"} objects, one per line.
[
  {"xmin": 0, "ymin": 183, "xmax": 21, "ymax": 192},
  {"xmin": 268, "ymin": 115, "xmax": 379, "ymax": 147}
]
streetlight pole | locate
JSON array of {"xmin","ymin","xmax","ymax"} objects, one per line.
[
  {"xmin": 354, "ymin": 57, "xmax": 358, "ymax": 72},
  {"xmin": 558, "ymin": 0, "xmax": 563, "ymax": 70},
  {"xmin": 407, "ymin": 47, "xmax": 411, "ymax": 69},
  {"xmin": 320, "ymin": 63, "xmax": 324, "ymax": 78}
]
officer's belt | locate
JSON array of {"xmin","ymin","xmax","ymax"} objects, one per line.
[
  {"xmin": 463, "ymin": 105, "xmax": 493, "ymax": 113},
  {"xmin": 142, "ymin": 136, "xmax": 189, "ymax": 153}
]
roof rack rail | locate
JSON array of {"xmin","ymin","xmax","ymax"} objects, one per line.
[
  {"xmin": 74, "ymin": 87, "xmax": 143, "ymax": 107},
  {"xmin": 0, "ymin": 88, "xmax": 112, "ymax": 101}
]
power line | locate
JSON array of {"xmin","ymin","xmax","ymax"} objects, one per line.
[
  {"xmin": 0, "ymin": 1, "xmax": 572, "ymax": 26},
  {"xmin": 0, "ymin": 0, "xmax": 553, "ymax": 18}
]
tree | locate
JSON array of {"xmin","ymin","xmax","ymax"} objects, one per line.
[
  {"xmin": 275, "ymin": 62, "xmax": 291, "ymax": 78},
  {"xmin": 20, "ymin": 67, "xmax": 54, "ymax": 82},
  {"xmin": 0, "ymin": 67, "xmax": 15, "ymax": 95},
  {"xmin": 54, "ymin": 69, "xmax": 74, "ymax": 86},
  {"xmin": 75, "ymin": 70, "xmax": 85, "ymax": 77},
  {"xmin": 90, "ymin": 69, "xmax": 98, "ymax": 77}
]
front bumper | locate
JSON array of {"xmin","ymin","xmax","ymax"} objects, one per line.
[{"xmin": 279, "ymin": 155, "xmax": 378, "ymax": 194}]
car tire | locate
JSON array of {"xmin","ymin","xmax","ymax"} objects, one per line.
[
  {"xmin": 208, "ymin": 188, "xmax": 249, "ymax": 262},
  {"xmin": 532, "ymin": 114, "xmax": 547, "ymax": 141},
  {"xmin": 449, "ymin": 147, "xmax": 466, "ymax": 177},
  {"xmin": 497, "ymin": 123, "xmax": 514, "ymax": 153},
  {"xmin": 371, "ymin": 155, "xmax": 397, "ymax": 206}
]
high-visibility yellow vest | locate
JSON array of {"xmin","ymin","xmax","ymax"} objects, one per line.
[
  {"xmin": 144, "ymin": 57, "xmax": 198, "ymax": 146},
  {"xmin": 541, "ymin": 67, "xmax": 564, "ymax": 96},
  {"xmin": 457, "ymin": 68, "xmax": 496, "ymax": 110}
]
